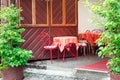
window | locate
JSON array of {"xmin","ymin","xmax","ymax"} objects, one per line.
[{"xmin": 17, "ymin": 0, "xmax": 77, "ymax": 27}]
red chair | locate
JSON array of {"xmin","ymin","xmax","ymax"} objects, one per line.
[
  {"xmin": 78, "ymin": 40, "xmax": 89, "ymax": 57},
  {"xmin": 78, "ymin": 30, "xmax": 92, "ymax": 56},
  {"xmin": 91, "ymin": 29, "xmax": 103, "ymax": 54},
  {"xmin": 39, "ymin": 32, "xmax": 60, "ymax": 63},
  {"xmin": 44, "ymin": 44, "xmax": 60, "ymax": 63},
  {"xmin": 91, "ymin": 29, "xmax": 103, "ymax": 34},
  {"xmin": 62, "ymin": 43, "xmax": 77, "ymax": 62},
  {"xmin": 84, "ymin": 30, "xmax": 95, "ymax": 55}
]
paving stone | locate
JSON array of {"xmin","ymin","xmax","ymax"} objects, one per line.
[{"xmin": 0, "ymin": 56, "xmax": 111, "ymax": 80}]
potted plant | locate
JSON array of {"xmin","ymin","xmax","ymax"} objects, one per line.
[
  {"xmin": 0, "ymin": 5, "xmax": 33, "ymax": 80},
  {"xmin": 83, "ymin": 0, "xmax": 120, "ymax": 79}
]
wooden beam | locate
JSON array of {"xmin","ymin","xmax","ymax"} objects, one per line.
[
  {"xmin": 50, "ymin": 0, "xmax": 53, "ymax": 26},
  {"xmin": 75, "ymin": 0, "xmax": 78, "ymax": 25},
  {"xmin": 62, "ymin": 0, "xmax": 66, "ymax": 25},
  {"xmin": 32, "ymin": 0, "xmax": 36, "ymax": 25},
  {"xmin": 47, "ymin": 0, "xmax": 49, "ymax": 26}
]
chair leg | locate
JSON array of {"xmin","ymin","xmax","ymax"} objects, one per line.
[
  {"xmin": 80, "ymin": 46, "xmax": 89, "ymax": 58},
  {"xmin": 86, "ymin": 46, "xmax": 90, "ymax": 59},
  {"xmin": 62, "ymin": 49, "xmax": 65, "ymax": 62},
  {"xmin": 57, "ymin": 49, "xmax": 60, "ymax": 61},
  {"xmin": 91, "ymin": 47, "xmax": 95, "ymax": 55},
  {"xmin": 88, "ymin": 44, "xmax": 91, "ymax": 54},
  {"xmin": 50, "ymin": 49, "xmax": 52, "ymax": 63},
  {"xmin": 83, "ymin": 47, "xmax": 86, "ymax": 56},
  {"xmin": 82, "ymin": 47, "xmax": 84, "ymax": 56},
  {"xmin": 76, "ymin": 49, "xmax": 78, "ymax": 60}
]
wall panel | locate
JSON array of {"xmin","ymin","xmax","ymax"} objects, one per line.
[
  {"xmin": 20, "ymin": 0, "xmax": 32, "ymax": 24},
  {"xmin": 21, "ymin": 26, "xmax": 77, "ymax": 60},
  {"xmin": 36, "ymin": 0, "xmax": 48, "ymax": 24}
]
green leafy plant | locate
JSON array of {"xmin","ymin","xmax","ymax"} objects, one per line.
[
  {"xmin": 83, "ymin": 0, "xmax": 120, "ymax": 74},
  {"xmin": 0, "ymin": 5, "xmax": 33, "ymax": 71}
]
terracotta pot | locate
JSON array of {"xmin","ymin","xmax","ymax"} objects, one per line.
[
  {"xmin": 110, "ymin": 73, "xmax": 120, "ymax": 80},
  {"xmin": 1, "ymin": 67, "xmax": 24, "ymax": 80}
]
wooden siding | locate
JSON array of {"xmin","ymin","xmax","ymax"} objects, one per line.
[
  {"xmin": 21, "ymin": 26, "xmax": 77, "ymax": 60},
  {"xmin": 20, "ymin": 0, "xmax": 32, "ymax": 24},
  {"xmin": 36, "ymin": 0, "xmax": 48, "ymax": 24},
  {"xmin": 51, "ymin": 0, "xmax": 62, "ymax": 24},
  {"xmin": 66, "ymin": 0, "xmax": 76, "ymax": 24}
]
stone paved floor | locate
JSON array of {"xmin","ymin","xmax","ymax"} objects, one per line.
[
  {"xmin": 24, "ymin": 73, "xmax": 88, "ymax": 80},
  {"xmin": 24, "ymin": 68, "xmax": 110, "ymax": 80},
  {"xmin": 23, "ymin": 55, "xmax": 110, "ymax": 80},
  {"xmin": 0, "ymin": 55, "xmax": 110, "ymax": 80}
]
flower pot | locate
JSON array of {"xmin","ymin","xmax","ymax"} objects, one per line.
[
  {"xmin": 1, "ymin": 67, "xmax": 24, "ymax": 80},
  {"xmin": 110, "ymin": 73, "xmax": 120, "ymax": 80}
]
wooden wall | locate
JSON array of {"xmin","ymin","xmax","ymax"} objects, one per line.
[{"xmin": 21, "ymin": 26, "xmax": 77, "ymax": 60}]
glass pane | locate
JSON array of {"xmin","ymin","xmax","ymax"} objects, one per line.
[{"xmin": 20, "ymin": 0, "xmax": 32, "ymax": 24}]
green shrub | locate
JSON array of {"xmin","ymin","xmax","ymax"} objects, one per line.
[
  {"xmin": 83, "ymin": 0, "xmax": 120, "ymax": 74},
  {"xmin": 0, "ymin": 4, "xmax": 33, "ymax": 70}
]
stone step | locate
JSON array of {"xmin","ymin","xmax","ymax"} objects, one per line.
[
  {"xmin": 24, "ymin": 68, "xmax": 77, "ymax": 77},
  {"xmin": 25, "ymin": 59, "xmax": 110, "ymax": 80},
  {"xmin": 24, "ymin": 66, "xmax": 110, "ymax": 80},
  {"xmin": 75, "ymin": 69, "xmax": 110, "ymax": 80}
]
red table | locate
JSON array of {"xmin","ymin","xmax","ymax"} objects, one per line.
[{"xmin": 53, "ymin": 36, "xmax": 78, "ymax": 52}]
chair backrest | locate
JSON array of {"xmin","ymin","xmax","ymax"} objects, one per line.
[
  {"xmin": 84, "ymin": 30, "xmax": 92, "ymax": 42},
  {"xmin": 84, "ymin": 30, "xmax": 94, "ymax": 46},
  {"xmin": 92, "ymin": 29, "xmax": 103, "ymax": 34},
  {"xmin": 85, "ymin": 30, "xmax": 91, "ymax": 33},
  {"xmin": 39, "ymin": 32, "xmax": 50, "ymax": 46},
  {"xmin": 78, "ymin": 34, "xmax": 82, "ymax": 41}
]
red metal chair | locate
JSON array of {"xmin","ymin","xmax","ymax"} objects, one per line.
[
  {"xmin": 91, "ymin": 29, "xmax": 103, "ymax": 34},
  {"xmin": 62, "ymin": 43, "xmax": 78, "ymax": 62},
  {"xmin": 78, "ymin": 30, "xmax": 92, "ymax": 56},
  {"xmin": 91, "ymin": 29, "xmax": 103, "ymax": 54},
  {"xmin": 78, "ymin": 40, "xmax": 90, "ymax": 57},
  {"xmin": 39, "ymin": 32, "xmax": 60, "ymax": 63},
  {"xmin": 43, "ymin": 44, "xmax": 60, "ymax": 63},
  {"xmin": 84, "ymin": 30, "xmax": 95, "ymax": 55}
]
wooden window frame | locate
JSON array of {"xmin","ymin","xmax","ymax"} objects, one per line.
[
  {"xmin": 65, "ymin": 0, "xmax": 78, "ymax": 26},
  {"xmin": 50, "ymin": 0, "xmax": 77, "ymax": 26},
  {"xmin": 50, "ymin": 0, "xmax": 64, "ymax": 26},
  {"xmin": 16, "ymin": 0, "xmax": 77, "ymax": 27},
  {"xmin": 17, "ymin": 0, "xmax": 49, "ymax": 27}
]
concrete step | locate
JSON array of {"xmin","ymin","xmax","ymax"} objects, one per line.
[
  {"xmin": 24, "ymin": 68, "xmax": 77, "ymax": 77},
  {"xmin": 75, "ymin": 69, "xmax": 110, "ymax": 80},
  {"xmin": 25, "ymin": 58, "xmax": 110, "ymax": 80},
  {"xmin": 24, "ymin": 64, "xmax": 110, "ymax": 80}
]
